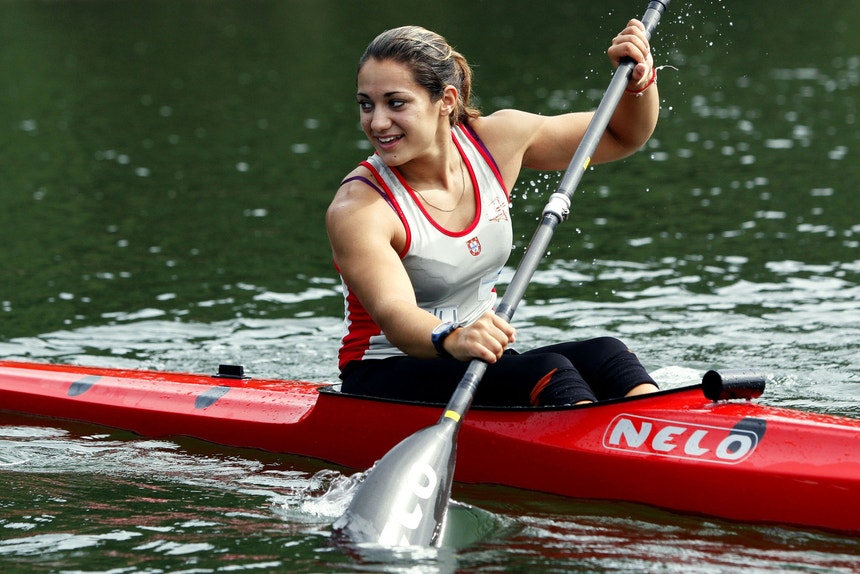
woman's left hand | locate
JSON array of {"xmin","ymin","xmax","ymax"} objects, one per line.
[{"xmin": 607, "ymin": 19, "xmax": 654, "ymax": 90}]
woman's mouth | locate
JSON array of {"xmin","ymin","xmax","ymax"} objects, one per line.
[{"xmin": 376, "ymin": 134, "xmax": 403, "ymax": 147}]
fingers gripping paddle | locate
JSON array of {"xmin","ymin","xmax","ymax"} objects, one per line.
[{"xmin": 335, "ymin": 0, "xmax": 671, "ymax": 547}]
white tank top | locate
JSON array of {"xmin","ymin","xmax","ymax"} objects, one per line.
[{"xmin": 338, "ymin": 124, "xmax": 512, "ymax": 369}]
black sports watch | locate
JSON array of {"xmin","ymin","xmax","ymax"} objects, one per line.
[{"xmin": 431, "ymin": 321, "xmax": 460, "ymax": 358}]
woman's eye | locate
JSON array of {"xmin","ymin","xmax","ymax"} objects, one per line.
[{"xmin": 357, "ymin": 98, "xmax": 406, "ymax": 112}]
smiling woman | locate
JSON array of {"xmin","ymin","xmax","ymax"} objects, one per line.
[
  {"xmin": 0, "ymin": 0, "xmax": 859, "ymax": 570},
  {"xmin": 326, "ymin": 22, "xmax": 661, "ymax": 409}
]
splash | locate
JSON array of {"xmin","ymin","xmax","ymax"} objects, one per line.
[{"xmin": 275, "ymin": 469, "xmax": 367, "ymax": 523}]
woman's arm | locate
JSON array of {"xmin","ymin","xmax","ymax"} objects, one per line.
[
  {"xmin": 326, "ymin": 174, "xmax": 514, "ymax": 362},
  {"xmin": 471, "ymin": 19, "xmax": 659, "ymax": 185},
  {"xmin": 601, "ymin": 18, "xmax": 660, "ymax": 155},
  {"xmin": 326, "ymin": 175, "xmax": 436, "ymax": 358}
]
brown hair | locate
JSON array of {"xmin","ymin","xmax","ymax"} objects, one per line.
[{"xmin": 358, "ymin": 25, "xmax": 481, "ymax": 126}]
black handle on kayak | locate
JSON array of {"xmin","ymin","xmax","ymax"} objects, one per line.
[{"xmin": 702, "ymin": 370, "xmax": 766, "ymax": 401}]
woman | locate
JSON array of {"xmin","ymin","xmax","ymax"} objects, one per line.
[{"xmin": 326, "ymin": 21, "xmax": 661, "ymax": 406}]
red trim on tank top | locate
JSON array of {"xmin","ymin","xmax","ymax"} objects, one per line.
[
  {"xmin": 360, "ymin": 160, "xmax": 412, "ymax": 258},
  {"xmin": 390, "ymin": 134, "xmax": 482, "ymax": 238},
  {"xmin": 337, "ymin": 286, "xmax": 382, "ymax": 370},
  {"xmin": 458, "ymin": 123, "xmax": 509, "ymax": 200}
]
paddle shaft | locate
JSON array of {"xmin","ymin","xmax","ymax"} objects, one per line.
[{"xmin": 442, "ymin": 0, "xmax": 670, "ymax": 422}]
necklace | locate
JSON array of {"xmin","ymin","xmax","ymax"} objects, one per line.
[{"xmin": 412, "ymin": 157, "xmax": 467, "ymax": 213}]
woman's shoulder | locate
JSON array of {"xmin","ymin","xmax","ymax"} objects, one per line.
[
  {"xmin": 327, "ymin": 164, "xmax": 397, "ymax": 229},
  {"xmin": 327, "ymin": 163, "xmax": 407, "ymax": 260},
  {"xmin": 469, "ymin": 110, "xmax": 546, "ymax": 183},
  {"xmin": 334, "ymin": 160, "xmax": 382, "ymax": 197},
  {"xmin": 330, "ymin": 165, "xmax": 376, "ymax": 211},
  {"xmin": 339, "ymin": 161, "xmax": 375, "ymax": 186},
  {"xmin": 472, "ymin": 110, "xmax": 549, "ymax": 152},
  {"xmin": 473, "ymin": 108, "xmax": 543, "ymax": 134}
]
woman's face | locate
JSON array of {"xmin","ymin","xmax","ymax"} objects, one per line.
[{"xmin": 356, "ymin": 58, "xmax": 449, "ymax": 167}]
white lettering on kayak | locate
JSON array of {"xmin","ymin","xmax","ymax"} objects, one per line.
[
  {"xmin": 378, "ymin": 461, "xmax": 438, "ymax": 545},
  {"xmin": 603, "ymin": 414, "xmax": 759, "ymax": 464}
]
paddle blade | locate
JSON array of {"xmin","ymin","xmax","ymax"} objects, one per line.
[{"xmin": 334, "ymin": 419, "xmax": 458, "ymax": 547}]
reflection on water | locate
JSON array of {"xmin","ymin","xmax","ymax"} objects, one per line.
[
  {"xmin": 2, "ymin": 422, "xmax": 858, "ymax": 573},
  {"xmin": 0, "ymin": 422, "xmax": 344, "ymax": 571}
]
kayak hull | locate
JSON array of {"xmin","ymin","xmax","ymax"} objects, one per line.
[{"xmin": 0, "ymin": 360, "xmax": 858, "ymax": 535}]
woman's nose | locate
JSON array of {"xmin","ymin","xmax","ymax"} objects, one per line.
[{"xmin": 368, "ymin": 109, "xmax": 391, "ymax": 132}]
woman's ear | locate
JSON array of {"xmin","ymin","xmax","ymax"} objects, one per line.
[{"xmin": 439, "ymin": 84, "xmax": 459, "ymax": 118}]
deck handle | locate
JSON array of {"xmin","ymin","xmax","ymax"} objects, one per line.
[{"xmin": 702, "ymin": 369, "xmax": 766, "ymax": 401}]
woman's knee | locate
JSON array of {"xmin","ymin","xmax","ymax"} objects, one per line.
[{"xmin": 586, "ymin": 336, "xmax": 630, "ymax": 355}]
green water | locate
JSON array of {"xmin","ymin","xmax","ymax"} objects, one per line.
[{"xmin": 1, "ymin": 0, "xmax": 859, "ymax": 571}]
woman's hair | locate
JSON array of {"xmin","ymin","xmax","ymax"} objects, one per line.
[{"xmin": 358, "ymin": 25, "xmax": 481, "ymax": 126}]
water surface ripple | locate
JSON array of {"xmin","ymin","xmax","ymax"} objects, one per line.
[{"xmin": 1, "ymin": 0, "xmax": 859, "ymax": 571}]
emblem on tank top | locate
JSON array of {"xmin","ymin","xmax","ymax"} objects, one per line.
[{"xmin": 466, "ymin": 236, "xmax": 482, "ymax": 256}]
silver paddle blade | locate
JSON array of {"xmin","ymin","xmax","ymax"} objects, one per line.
[{"xmin": 334, "ymin": 419, "xmax": 458, "ymax": 546}]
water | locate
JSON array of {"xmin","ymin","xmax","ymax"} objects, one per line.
[
  {"xmin": 1, "ymin": 0, "xmax": 859, "ymax": 571},
  {"xmin": 3, "ymin": 420, "xmax": 858, "ymax": 573}
]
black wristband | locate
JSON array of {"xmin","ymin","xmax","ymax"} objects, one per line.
[{"xmin": 431, "ymin": 322, "xmax": 460, "ymax": 358}]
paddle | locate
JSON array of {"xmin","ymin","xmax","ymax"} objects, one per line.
[{"xmin": 334, "ymin": 0, "xmax": 672, "ymax": 547}]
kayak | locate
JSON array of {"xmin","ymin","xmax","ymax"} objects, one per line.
[{"xmin": 0, "ymin": 359, "xmax": 858, "ymax": 536}]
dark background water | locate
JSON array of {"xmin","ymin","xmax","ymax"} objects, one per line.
[
  {"xmin": 1, "ymin": 0, "xmax": 859, "ymax": 571},
  {"xmin": 3, "ymin": 0, "xmax": 857, "ymax": 343}
]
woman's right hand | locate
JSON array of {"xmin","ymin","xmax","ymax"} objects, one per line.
[
  {"xmin": 443, "ymin": 311, "xmax": 516, "ymax": 363},
  {"xmin": 608, "ymin": 18, "xmax": 654, "ymax": 89}
]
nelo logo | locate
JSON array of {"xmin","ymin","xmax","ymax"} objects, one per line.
[{"xmin": 603, "ymin": 414, "xmax": 761, "ymax": 464}]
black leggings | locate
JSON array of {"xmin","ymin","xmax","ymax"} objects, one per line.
[{"xmin": 340, "ymin": 337, "xmax": 656, "ymax": 407}]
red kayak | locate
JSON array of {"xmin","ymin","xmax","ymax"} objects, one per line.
[{"xmin": 0, "ymin": 359, "xmax": 858, "ymax": 536}]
